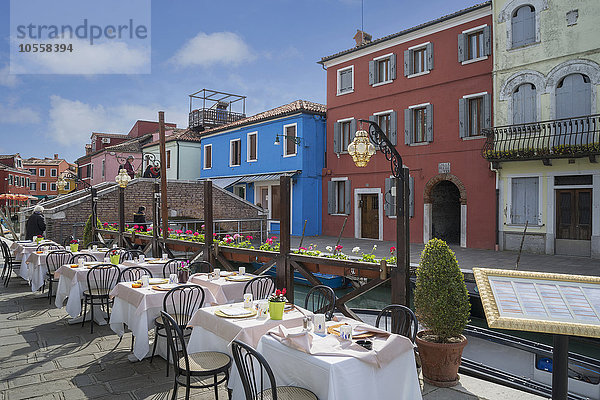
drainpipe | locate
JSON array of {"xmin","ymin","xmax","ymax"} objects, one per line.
[
  {"xmin": 490, "ymin": 162, "xmax": 500, "ymax": 251},
  {"xmin": 176, "ymin": 142, "xmax": 180, "ymax": 180}
]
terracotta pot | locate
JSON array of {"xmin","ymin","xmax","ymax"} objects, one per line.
[{"xmin": 415, "ymin": 331, "xmax": 467, "ymax": 387}]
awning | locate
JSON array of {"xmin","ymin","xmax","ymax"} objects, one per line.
[
  {"xmin": 237, "ymin": 172, "xmax": 298, "ymax": 183},
  {"xmin": 209, "ymin": 177, "xmax": 242, "ymax": 189}
]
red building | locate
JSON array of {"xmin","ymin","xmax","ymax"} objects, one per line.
[
  {"xmin": 319, "ymin": 2, "xmax": 495, "ymax": 249},
  {"xmin": 0, "ymin": 154, "xmax": 33, "ymax": 214}
]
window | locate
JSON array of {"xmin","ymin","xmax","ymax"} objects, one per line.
[
  {"xmin": 369, "ymin": 111, "xmax": 397, "ymax": 145},
  {"xmin": 247, "ymin": 132, "xmax": 257, "ymax": 162},
  {"xmin": 513, "ymin": 84, "xmax": 537, "ymax": 124},
  {"xmin": 166, "ymin": 150, "xmax": 171, "ymax": 169},
  {"xmin": 101, "ymin": 160, "xmax": 105, "ymax": 177},
  {"xmin": 511, "ymin": 177, "xmax": 539, "ymax": 224},
  {"xmin": 39, "ymin": 168, "xmax": 45, "ymax": 177},
  {"xmin": 233, "ymin": 185, "xmax": 246, "ymax": 200},
  {"xmin": 333, "ymin": 118, "xmax": 356, "ymax": 153},
  {"xmin": 283, "ymin": 124, "xmax": 297, "ymax": 157},
  {"xmin": 30, "ymin": 182, "xmax": 36, "ymax": 191},
  {"xmin": 50, "ymin": 168, "xmax": 57, "ymax": 177},
  {"xmin": 327, "ymin": 179, "xmax": 350, "ymax": 215},
  {"xmin": 413, "ymin": 108, "xmax": 427, "ymax": 143},
  {"xmin": 405, "ymin": 105, "xmax": 433, "ymax": 144},
  {"xmin": 26, "ymin": 178, "xmax": 29, "ymax": 187},
  {"xmin": 29, "ymin": 168, "xmax": 36, "ymax": 175},
  {"xmin": 8, "ymin": 175, "xmax": 13, "ymax": 185},
  {"xmin": 65, "ymin": 182, "xmax": 70, "ymax": 190},
  {"xmin": 556, "ymin": 74, "xmax": 591, "ymax": 119},
  {"xmin": 41, "ymin": 182, "xmax": 47, "ymax": 191},
  {"xmin": 90, "ymin": 164, "xmax": 93, "ymax": 179},
  {"xmin": 230, "ymin": 139, "xmax": 241, "ymax": 166},
  {"xmin": 404, "ymin": 43, "xmax": 433, "ymax": 76},
  {"xmin": 50, "ymin": 183, "xmax": 57, "ymax": 191},
  {"xmin": 512, "ymin": 6, "xmax": 536, "ymax": 48},
  {"xmin": 337, "ymin": 66, "xmax": 354, "ymax": 95},
  {"xmin": 459, "ymin": 94, "xmax": 491, "ymax": 138},
  {"xmin": 458, "ymin": 26, "xmax": 491, "ymax": 62},
  {"xmin": 467, "ymin": 97, "xmax": 483, "ymax": 136},
  {"xmin": 15, "ymin": 176, "xmax": 20, "ymax": 186},
  {"xmin": 384, "ymin": 176, "xmax": 415, "ymax": 218},
  {"xmin": 369, "ymin": 54, "xmax": 396, "ymax": 86},
  {"xmin": 203, "ymin": 145, "xmax": 212, "ymax": 169}
]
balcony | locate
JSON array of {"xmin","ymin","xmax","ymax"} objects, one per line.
[
  {"xmin": 482, "ymin": 114, "xmax": 600, "ymax": 166},
  {"xmin": 188, "ymin": 107, "xmax": 246, "ymax": 131},
  {"xmin": 188, "ymin": 89, "xmax": 246, "ymax": 131}
]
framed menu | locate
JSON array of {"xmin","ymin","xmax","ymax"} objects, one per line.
[{"xmin": 473, "ymin": 268, "xmax": 600, "ymax": 338}]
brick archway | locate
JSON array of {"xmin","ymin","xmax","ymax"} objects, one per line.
[{"xmin": 423, "ymin": 173, "xmax": 467, "ymax": 205}]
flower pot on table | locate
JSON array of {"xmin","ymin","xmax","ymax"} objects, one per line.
[
  {"xmin": 70, "ymin": 244, "xmax": 79, "ymax": 252},
  {"xmin": 178, "ymin": 270, "xmax": 189, "ymax": 283},
  {"xmin": 109, "ymin": 254, "xmax": 120, "ymax": 265},
  {"xmin": 269, "ymin": 301, "xmax": 285, "ymax": 320}
]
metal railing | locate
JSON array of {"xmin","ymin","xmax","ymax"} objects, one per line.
[
  {"xmin": 482, "ymin": 114, "xmax": 600, "ymax": 162},
  {"xmin": 188, "ymin": 108, "xmax": 245, "ymax": 130}
]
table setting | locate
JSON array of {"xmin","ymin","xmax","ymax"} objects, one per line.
[{"xmin": 188, "ymin": 266, "xmax": 253, "ymax": 305}]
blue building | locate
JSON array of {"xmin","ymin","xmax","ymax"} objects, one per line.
[{"xmin": 198, "ymin": 100, "xmax": 326, "ymax": 236}]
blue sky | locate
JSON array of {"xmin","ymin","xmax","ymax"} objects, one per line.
[{"xmin": 0, "ymin": 0, "xmax": 480, "ymax": 162}]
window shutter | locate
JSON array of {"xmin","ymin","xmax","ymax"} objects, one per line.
[
  {"xmin": 525, "ymin": 84, "xmax": 537, "ymax": 123},
  {"xmin": 458, "ymin": 33, "xmax": 466, "ymax": 62},
  {"xmin": 390, "ymin": 53, "xmax": 397, "ymax": 80},
  {"xmin": 344, "ymin": 180, "xmax": 351, "ymax": 214},
  {"xmin": 368, "ymin": 115, "xmax": 377, "ymax": 149},
  {"xmin": 403, "ymin": 50, "xmax": 410, "ymax": 76},
  {"xmin": 389, "ymin": 111, "xmax": 397, "ymax": 145},
  {"xmin": 426, "ymin": 43, "xmax": 434, "ymax": 70},
  {"xmin": 369, "ymin": 60, "xmax": 375, "ymax": 86},
  {"xmin": 513, "ymin": 86, "xmax": 523, "ymax": 124},
  {"xmin": 459, "ymin": 98, "xmax": 467, "ymax": 138},
  {"xmin": 483, "ymin": 26, "xmax": 492, "ymax": 56},
  {"xmin": 404, "ymin": 109, "xmax": 412, "ymax": 145},
  {"xmin": 426, "ymin": 104, "xmax": 434, "ymax": 142},
  {"xmin": 327, "ymin": 181, "xmax": 335, "ymax": 214},
  {"xmin": 350, "ymin": 119, "xmax": 357, "ymax": 146},
  {"xmin": 483, "ymin": 94, "xmax": 491, "ymax": 129},
  {"xmin": 333, "ymin": 122, "xmax": 341, "ymax": 153},
  {"xmin": 384, "ymin": 177, "xmax": 393, "ymax": 216},
  {"xmin": 409, "ymin": 175, "xmax": 415, "ymax": 218}
]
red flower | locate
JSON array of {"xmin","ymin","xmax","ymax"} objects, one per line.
[
  {"xmin": 282, "ymin": 288, "xmax": 286, "ymax": 295},
  {"xmin": 275, "ymin": 289, "xmax": 281, "ymax": 296},
  {"xmin": 390, "ymin": 246, "xmax": 396, "ymax": 253}
]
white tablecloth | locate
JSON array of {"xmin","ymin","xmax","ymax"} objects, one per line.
[
  {"xmin": 189, "ymin": 273, "xmax": 251, "ymax": 305},
  {"xmin": 11, "ymin": 242, "xmax": 39, "ymax": 281}
]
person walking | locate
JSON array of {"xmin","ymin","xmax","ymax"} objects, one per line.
[
  {"xmin": 133, "ymin": 206, "xmax": 147, "ymax": 231},
  {"xmin": 25, "ymin": 205, "xmax": 46, "ymax": 240}
]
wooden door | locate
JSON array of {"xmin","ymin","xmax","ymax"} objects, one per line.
[
  {"xmin": 360, "ymin": 194, "xmax": 379, "ymax": 239},
  {"xmin": 556, "ymin": 189, "xmax": 592, "ymax": 240},
  {"xmin": 271, "ymin": 185, "xmax": 280, "ymax": 220}
]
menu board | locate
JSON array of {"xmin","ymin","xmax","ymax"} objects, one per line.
[{"xmin": 473, "ymin": 268, "xmax": 600, "ymax": 338}]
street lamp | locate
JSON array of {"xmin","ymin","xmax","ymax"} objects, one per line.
[
  {"xmin": 274, "ymin": 134, "xmax": 302, "ymax": 146},
  {"xmin": 348, "ymin": 120, "xmax": 410, "ymax": 306},
  {"xmin": 115, "ymin": 169, "xmax": 131, "ymax": 247}
]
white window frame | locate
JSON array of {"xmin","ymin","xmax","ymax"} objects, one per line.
[
  {"xmin": 408, "ymin": 102, "xmax": 431, "ymax": 145},
  {"xmin": 336, "ymin": 117, "xmax": 354, "ymax": 154},
  {"xmin": 50, "ymin": 168, "xmax": 57, "ymax": 177},
  {"xmin": 372, "ymin": 53, "xmax": 394, "ymax": 87},
  {"xmin": 506, "ymin": 175, "xmax": 543, "ymax": 226},
  {"xmin": 462, "ymin": 92, "xmax": 488, "ymax": 139},
  {"xmin": 38, "ymin": 168, "xmax": 45, "ymax": 177},
  {"xmin": 337, "ymin": 65, "xmax": 354, "ymax": 96},
  {"xmin": 354, "ymin": 187, "xmax": 384, "ymax": 241},
  {"xmin": 407, "ymin": 41, "xmax": 431, "ymax": 78},
  {"xmin": 30, "ymin": 182, "xmax": 36, "ymax": 191},
  {"xmin": 233, "ymin": 185, "xmax": 246, "ymax": 200},
  {"xmin": 65, "ymin": 182, "xmax": 70, "ymax": 190},
  {"xmin": 229, "ymin": 139, "xmax": 241, "ymax": 167},
  {"xmin": 203, "ymin": 144, "xmax": 212, "ymax": 170},
  {"xmin": 247, "ymin": 131, "xmax": 258, "ymax": 162},
  {"xmin": 331, "ymin": 177, "xmax": 349, "ymax": 216},
  {"xmin": 461, "ymin": 24, "xmax": 489, "ymax": 65},
  {"xmin": 50, "ymin": 183, "xmax": 57, "ymax": 191},
  {"xmin": 40, "ymin": 182, "xmax": 47, "ymax": 191},
  {"xmin": 282, "ymin": 123, "xmax": 298, "ymax": 158},
  {"xmin": 16, "ymin": 159, "xmax": 22, "ymax": 168}
]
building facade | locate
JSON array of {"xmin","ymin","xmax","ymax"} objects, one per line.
[
  {"xmin": 487, "ymin": 0, "xmax": 600, "ymax": 257},
  {"xmin": 0, "ymin": 154, "xmax": 33, "ymax": 214},
  {"xmin": 142, "ymin": 129, "xmax": 203, "ymax": 181},
  {"xmin": 24, "ymin": 155, "xmax": 73, "ymax": 200},
  {"xmin": 319, "ymin": 3, "xmax": 495, "ymax": 249},
  {"xmin": 198, "ymin": 100, "xmax": 326, "ymax": 236}
]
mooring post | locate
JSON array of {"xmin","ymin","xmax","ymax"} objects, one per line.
[{"xmin": 277, "ymin": 175, "xmax": 293, "ymax": 302}]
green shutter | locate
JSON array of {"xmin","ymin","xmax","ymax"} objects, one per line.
[
  {"xmin": 384, "ymin": 177, "xmax": 392, "ymax": 216},
  {"xmin": 344, "ymin": 180, "xmax": 351, "ymax": 214},
  {"xmin": 327, "ymin": 181, "xmax": 335, "ymax": 214},
  {"xmin": 350, "ymin": 119, "xmax": 357, "ymax": 148},
  {"xmin": 403, "ymin": 50, "xmax": 410, "ymax": 76},
  {"xmin": 404, "ymin": 108, "xmax": 411, "ymax": 145},
  {"xmin": 390, "ymin": 53, "xmax": 397, "ymax": 80},
  {"xmin": 483, "ymin": 94, "xmax": 491, "ymax": 129},
  {"xmin": 426, "ymin": 104, "xmax": 434, "ymax": 142},
  {"xmin": 368, "ymin": 60, "xmax": 375, "ymax": 85},
  {"xmin": 426, "ymin": 43, "xmax": 434, "ymax": 70},
  {"xmin": 389, "ymin": 111, "xmax": 397, "ymax": 145},
  {"xmin": 483, "ymin": 26, "xmax": 491, "ymax": 56},
  {"xmin": 333, "ymin": 122, "xmax": 341, "ymax": 153},
  {"xmin": 458, "ymin": 33, "xmax": 466, "ymax": 62},
  {"xmin": 459, "ymin": 98, "xmax": 467, "ymax": 138},
  {"xmin": 409, "ymin": 175, "xmax": 415, "ymax": 218}
]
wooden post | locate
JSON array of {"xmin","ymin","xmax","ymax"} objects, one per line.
[
  {"xmin": 152, "ymin": 182, "xmax": 160, "ymax": 257},
  {"xmin": 277, "ymin": 175, "xmax": 293, "ymax": 302},
  {"xmin": 204, "ymin": 180, "xmax": 214, "ymax": 266},
  {"xmin": 391, "ymin": 167, "xmax": 410, "ymax": 306},
  {"xmin": 118, "ymin": 186, "xmax": 125, "ymax": 247},
  {"xmin": 158, "ymin": 111, "xmax": 168, "ymax": 240}
]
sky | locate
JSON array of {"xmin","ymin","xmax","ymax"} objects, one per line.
[{"xmin": 0, "ymin": 0, "xmax": 480, "ymax": 162}]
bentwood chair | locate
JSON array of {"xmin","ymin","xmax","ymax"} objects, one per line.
[
  {"xmin": 162, "ymin": 259, "xmax": 187, "ymax": 278},
  {"xmin": 82, "ymin": 264, "xmax": 120, "ymax": 333},
  {"xmin": 1, "ymin": 241, "xmax": 21, "ymax": 287},
  {"xmin": 232, "ymin": 339, "xmax": 318, "ymax": 400},
  {"xmin": 189, "ymin": 261, "xmax": 213, "ymax": 274},
  {"xmin": 120, "ymin": 266, "xmax": 153, "ymax": 282},
  {"xmin": 151, "ymin": 285, "xmax": 205, "ymax": 376},
  {"xmin": 375, "ymin": 304, "xmax": 418, "ymax": 343},
  {"xmin": 162, "ymin": 311, "xmax": 231, "ymax": 400},
  {"xmin": 36, "ymin": 243, "xmax": 61, "ymax": 252},
  {"xmin": 44, "ymin": 250, "xmax": 73, "ymax": 304},
  {"xmin": 69, "ymin": 253, "xmax": 97, "ymax": 264},
  {"xmin": 122, "ymin": 249, "xmax": 145, "ymax": 261},
  {"xmin": 243, "ymin": 276, "xmax": 276, "ymax": 300},
  {"xmin": 104, "ymin": 248, "xmax": 127, "ymax": 262},
  {"xmin": 86, "ymin": 241, "xmax": 106, "ymax": 249},
  {"xmin": 304, "ymin": 285, "xmax": 336, "ymax": 321}
]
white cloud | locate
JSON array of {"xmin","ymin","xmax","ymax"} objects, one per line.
[
  {"xmin": 0, "ymin": 65, "xmax": 19, "ymax": 87},
  {"xmin": 0, "ymin": 104, "xmax": 40, "ymax": 124},
  {"xmin": 170, "ymin": 32, "xmax": 254, "ymax": 68}
]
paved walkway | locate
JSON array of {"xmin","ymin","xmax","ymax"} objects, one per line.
[
  {"xmin": 0, "ymin": 277, "xmax": 547, "ymax": 400},
  {"xmin": 291, "ymin": 235, "xmax": 600, "ymax": 276}
]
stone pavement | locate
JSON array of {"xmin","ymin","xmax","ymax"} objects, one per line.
[
  {"xmin": 0, "ymin": 277, "xmax": 547, "ymax": 400},
  {"xmin": 291, "ymin": 235, "xmax": 600, "ymax": 276}
]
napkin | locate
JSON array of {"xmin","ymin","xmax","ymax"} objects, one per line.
[
  {"xmin": 218, "ymin": 307, "xmax": 253, "ymax": 317},
  {"xmin": 268, "ymin": 325, "xmax": 313, "ymax": 353}
]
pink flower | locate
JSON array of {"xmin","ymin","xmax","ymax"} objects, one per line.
[
  {"xmin": 266, "ymin": 238, "xmax": 273, "ymax": 245},
  {"xmin": 176, "ymin": 230, "xmax": 183, "ymax": 235},
  {"xmin": 185, "ymin": 230, "xmax": 193, "ymax": 235},
  {"xmin": 201, "ymin": 224, "xmax": 205, "ymax": 229},
  {"xmin": 103, "ymin": 222, "xmax": 108, "ymax": 227},
  {"xmin": 133, "ymin": 225, "xmax": 139, "ymax": 230},
  {"xmin": 299, "ymin": 247, "xmax": 306, "ymax": 251},
  {"xmin": 390, "ymin": 246, "xmax": 396, "ymax": 253},
  {"xmin": 282, "ymin": 288, "xmax": 286, "ymax": 295},
  {"xmin": 246, "ymin": 235, "xmax": 253, "ymax": 240},
  {"xmin": 233, "ymin": 233, "xmax": 241, "ymax": 240},
  {"xmin": 193, "ymin": 232, "xmax": 200, "ymax": 236},
  {"xmin": 271, "ymin": 236, "xmax": 278, "ymax": 240},
  {"xmin": 335, "ymin": 245, "xmax": 343, "ymax": 251},
  {"xmin": 213, "ymin": 233, "xmax": 217, "ymax": 237},
  {"xmin": 147, "ymin": 227, "xmax": 152, "ymax": 232}
]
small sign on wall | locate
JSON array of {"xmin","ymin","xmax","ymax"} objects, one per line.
[{"xmin": 438, "ymin": 162, "xmax": 451, "ymax": 174}]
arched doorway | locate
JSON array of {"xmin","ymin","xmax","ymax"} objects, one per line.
[{"xmin": 431, "ymin": 181, "xmax": 461, "ymax": 244}]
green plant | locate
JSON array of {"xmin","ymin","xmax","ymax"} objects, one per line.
[
  {"xmin": 414, "ymin": 238, "xmax": 470, "ymax": 343},
  {"xmin": 83, "ymin": 214, "xmax": 102, "ymax": 247}
]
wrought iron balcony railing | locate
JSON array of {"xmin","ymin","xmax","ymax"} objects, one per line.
[
  {"xmin": 482, "ymin": 114, "xmax": 600, "ymax": 164},
  {"xmin": 189, "ymin": 108, "xmax": 246, "ymax": 131}
]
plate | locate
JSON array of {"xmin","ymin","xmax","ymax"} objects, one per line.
[
  {"xmin": 147, "ymin": 259, "xmax": 168, "ymax": 264},
  {"xmin": 225, "ymin": 275, "xmax": 253, "ymax": 282},
  {"xmin": 219, "ymin": 271, "xmax": 235, "ymax": 277},
  {"xmin": 151, "ymin": 283, "xmax": 179, "ymax": 291},
  {"xmin": 136, "ymin": 278, "xmax": 168, "ymax": 285},
  {"xmin": 327, "ymin": 323, "xmax": 375, "ymax": 339},
  {"xmin": 214, "ymin": 308, "xmax": 257, "ymax": 318}
]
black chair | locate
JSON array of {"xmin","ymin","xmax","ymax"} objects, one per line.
[
  {"xmin": 161, "ymin": 311, "xmax": 231, "ymax": 400},
  {"xmin": 69, "ymin": 253, "xmax": 97, "ymax": 264},
  {"xmin": 36, "ymin": 243, "xmax": 61, "ymax": 252},
  {"xmin": 189, "ymin": 261, "xmax": 213, "ymax": 274},
  {"xmin": 305, "ymin": 285, "xmax": 336, "ymax": 321},
  {"xmin": 86, "ymin": 241, "xmax": 106, "ymax": 249},
  {"xmin": 232, "ymin": 339, "xmax": 318, "ymax": 400},
  {"xmin": 151, "ymin": 285, "xmax": 206, "ymax": 376},
  {"xmin": 375, "ymin": 304, "xmax": 418, "ymax": 343},
  {"xmin": 104, "ymin": 248, "xmax": 127, "ymax": 263},
  {"xmin": 244, "ymin": 276, "xmax": 276, "ymax": 300},
  {"xmin": 122, "ymin": 249, "xmax": 145, "ymax": 261},
  {"xmin": 82, "ymin": 264, "xmax": 120, "ymax": 333},
  {"xmin": 62, "ymin": 236, "xmax": 75, "ymax": 247},
  {"xmin": 1, "ymin": 241, "xmax": 21, "ymax": 287},
  {"xmin": 44, "ymin": 250, "xmax": 73, "ymax": 304},
  {"xmin": 162, "ymin": 259, "xmax": 187, "ymax": 278},
  {"xmin": 120, "ymin": 266, "xmax": 153, "ymax": 282}
]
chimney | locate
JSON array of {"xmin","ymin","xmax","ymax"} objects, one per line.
[
  {"xmin": 354, "ymin": 30, "xmax": 372, "ymax": 47},
  {"xmin": 54, "ymin": 154, "xmax": 58, "ymax": 160}
]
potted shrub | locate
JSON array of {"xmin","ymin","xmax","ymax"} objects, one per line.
[{"xmin": 414, "ymin": 238, "xmax": 470, "ymax": 387}]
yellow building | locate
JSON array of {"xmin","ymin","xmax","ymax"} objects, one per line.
[
  {"xmin": 57, "ymin": 164, "xmax": 78, "ymax": 195},
  {"xmin": 488, "ymin": 0, "xmax": 600, "ymax": 257}
]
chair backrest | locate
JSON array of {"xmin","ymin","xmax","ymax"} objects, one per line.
[
  {"xmin": 120, "ymin": 266, "xmax": 153, "ymax": 282},
  {"xmin": 162, "ymin": 259, "xmax": 186, "ymax": 278},
  {"xmin": 86, "ymin": 264, "xmax": 120, "ymax": 294},
  {"xmin": 244, "ymin": 276, "xmax": 276, "ymax": 300},
  {"xmin": 104, "ymin": 248, "xmax": 127, "ymax": 262},
  {"xmin": 36, "ymin": 243, "xmax": 61, "ymax": 252},
  {"xmin": 0, "ymin": 241, "xmax": 11, "ymax": 263},
  {"xmin": 231, "ymin": 339, "xmax": 278, "ymax": 400},
  {"xmin": 375, "ymin": 304, "xmax": 418, "ymax": 343},
  {"xmin": 122, "ymin": 249, "xmax": 145, "ymax": 261},
  {"xmin": 46, "ymin": 250, "xmax": 73, "ymax": 274},
  {"xmin": 161, "ymin": 311, "xmax": 191, "ymax": 378},
  {"xmin": 162, "ymin": 284, "xmax": 205, "ymax": 326},
  {"xmin": 62, "ymin": 236, "xmax": 74, "ymax": 247},
  {"xmin": 69, "ymin": 253, "xmax": 97, "ymax": 264},
  {"xmin": 304, "ymin": 285, "xmax": 336, "ymax": 321},
  {"xmin": 86, "ymin": 241, "xmax": 106, "ymax": 249},
  {"xmin": 189, "ymin": 260, "xmax": 213, "ymax": 274}
]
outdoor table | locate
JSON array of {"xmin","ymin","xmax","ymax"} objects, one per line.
[
  {"xmin": 256, "ymin": 319, "xmax": 422, "ymax": 400},
  {"xmin": 189, "ymin": 273, "xmax": 253, "ymax": 304},
  {"xmin": 10, "ymin": 241, "xmax": 42, "ymax": 281},
  {"xmin": 109, "ymin": 281, "xmax": 218, "ymax": 362}
]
